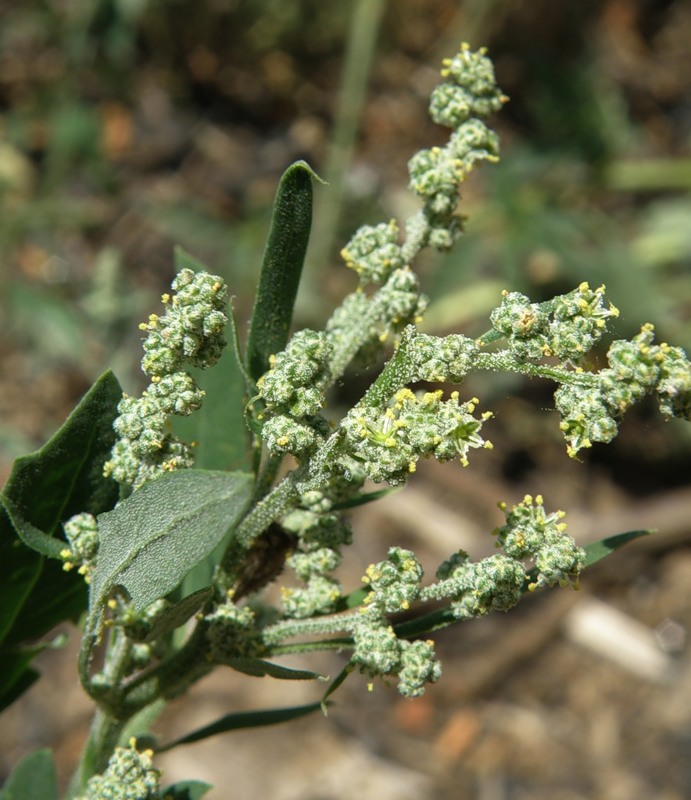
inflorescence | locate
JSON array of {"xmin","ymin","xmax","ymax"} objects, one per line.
[
  {"xmin": 104, "ymin": 268, "xmax": 228, "ymax": 489},
  {"xmin": 97, "ymin": 44, "xmax": 691, "ymax": 705}
]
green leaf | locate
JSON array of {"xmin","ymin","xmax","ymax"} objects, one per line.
[
  {"xmin": 0, "ymin": 663, "xmax": 39, "ymax": 714},
  {"xmin": 172, "ymin": 312, "xmax": 250, "ymax": 473},
  {"xmin": 141, "ymin": 588, "xmax": 214, "ymax": 643},
  {"xmin": 173, "ymin": 245, "xmax": 213, "ymax": 275},
  {"xmin": 582, "ymin": 529, "xmax": 651, "ymax": 567},
  {"xmin": 160, "ymin": 781, "xmax": 212, "ymax": 800},
  {"xmin": 223, "ymin": 657, "xmax": 325, "ymax": 681},
  {"xmin": 334, "ymin": 586, "xmax": 370, "ymax": 612},
  {"xmin": 0, "ymin": 749, "xmax": 57, "ymax": 800},
  {"xmin": 0, "ymin": 648, "xmax": 40, "ymax": 713},
  {"xmin": 0, "ymin": 533, "xmax": 41, "ymax": 646},
  {"xmin": 0, "ymin": 634, "xmax": 66, "ymax": 713},
  {"xmin": 332, "ymin": 486, "xmax": 400, "ymax": 511},
  {"xmin": 320, "ymin": 663, "xmax": 354, "ymax": 708},
  {"xmin": 0, "ymin": 498, "xmax": 67, "ymax": 560},
  {"xmin": 90, "ymin": 470, "xmax": 254, "ymax": 616},
  {"xmin": 0, "ymin": 371, "xmax": 121, "ymax": 708},
  {"xmin": 245, "ymin": 161, "xmax": 319, "ymax": 381},
  {"xmin": 156, "ymin": 702, "xmax": 326, "ymax": 752},
  {"xmin": 0, "ymin": 369, "xmax": 121, "ymax": 539}
]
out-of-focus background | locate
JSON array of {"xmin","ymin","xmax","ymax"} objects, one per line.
[{"xmin": 1, "ymin": 1, "xmax": 690, "ymax": 798}]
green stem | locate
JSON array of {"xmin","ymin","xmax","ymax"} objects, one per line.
[
  {"xmin": 119, "ymin": 624, "xmax": 212, "ymax": 714},
  {"xmin": 400, "ymin": 210, "xmax": 431, "ymax": 264},
  {"xmin": 262, "ymin": 607, "xmax": 362, "ymax": 647},
  {"xmin": 326, "ymin": 273, "xmax": 418, "ymax": 385},
  {"xmin": 358, "ymin": 327, "xmax": 417, "ymax": 406},
  {"xmin": 474, "ymin": 351, "xmax": 599, "ymax": 386},
  {"xmin": 66, "ymin": 709, "xmax": 126, "ymax": 797}
]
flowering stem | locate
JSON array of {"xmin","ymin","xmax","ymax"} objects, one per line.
[
  {"xmin": 474, "ymin": 350, "xmax": 600, "ymax": 386},
  {"xmin": 262, "ymin": 608, "xmax": 362, "ymax": 646},
  {"xmin": 67, "ymin": 710, "xmax": 125, "ymax": 797}
]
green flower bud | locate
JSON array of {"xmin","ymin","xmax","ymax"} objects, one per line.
[
  {"xmin": 288, "ymin": 548, "xmax": 342, "ymax": 581},
  {"xmin": 262, "ymin": 415, "xmax": 322, "ymax": 456},
  {"xmin": 657, "ymin": 343, "xmax": 691, "ymax": 420}
]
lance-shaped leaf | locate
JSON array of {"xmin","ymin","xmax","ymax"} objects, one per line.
[
  {"xmin": 581, "ymin": 529, "xmax": 651, "ymax": 567},
  {"xmin": 89, "ymin": 470, "xmax": 254, "ymax": 618},
  {"xmin": 156, "ymin": 702, "xmax": 326, "ymax": 752},
  {"xmin": 140, "ymin": 588, "xmax": 214, "ymax": 643},
  {"xmin": 223, "ymin": 657, "xmax": 325, "ymax": 681},
  {"xmin": 245, "ymin": 161, "xmax": 320, "ymax": 381}
]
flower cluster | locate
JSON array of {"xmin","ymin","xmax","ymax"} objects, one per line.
[
  {"xmin": 362, "ymin": 547, "xmax": 423, "ymax": 613},
  {"xmin": 408, "ymin": 330, "xmax": 479, "ymax": 382},
  {"xmin": 351, "ymin": 615, "xmax": 441, "ymax": 698},
  {"xmin": 415, "ymin": 496, "xmax": 582, "ymax": 619},
  {"xmin": 431, "ymin": 551, "xmax": 526, "ymax": 619},
  {"xmin": 76, "ymin": 740, "xmax": 160, "ymax": 800},
  {"xmin": 279, "ymin": 491, "xmax": 353, "ymax": 618},
  {"xmin": 140, "ymin": 269, "xmax": 228, "ymax": 376},
  {"xmin": 104, "ymin": 269, "xmax": 228, "ymax": 489},
  {"xmin": 490, "ymin": 283, "xmax": 620, "ymax": 363},
  {"xmin": 352, "ymin": 548, "xmax": 441, "ymax": 697},
  {"xmin": 406, "ymin": 43, "xmax": 505, "ymax": 250},
  {"xmin": 429, "ymin": 44, "xmax": 507, "ymax": 127},
  {"xmin": 256, "ymin": 329, "xmax": 332, "ymax": 457},
  {"xmin": 206, "ymin": 599, "xmax": 263, "ymax": 662},
  {"xmin": 60, "ymin": 512, "xmax": 99, "ymax": 583},
  {"xmin": 556, "ymin": 324, "xmax": 691, "ymax": 456},
  {"xmin": 341, "ymin": 388, "xmax": 492, "ymax": 485},
  {"xmin": 493, "ymin": 494, "xmax": 585, "ymax": 589},
  {"xmin": 340, "ymin": 220, "xmax": 405, "ymax": 285}
]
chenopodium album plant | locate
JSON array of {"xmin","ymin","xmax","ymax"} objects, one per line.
[{"xmin": 1, "ymin": 45, "xmax": 690, "ymax": 799}]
